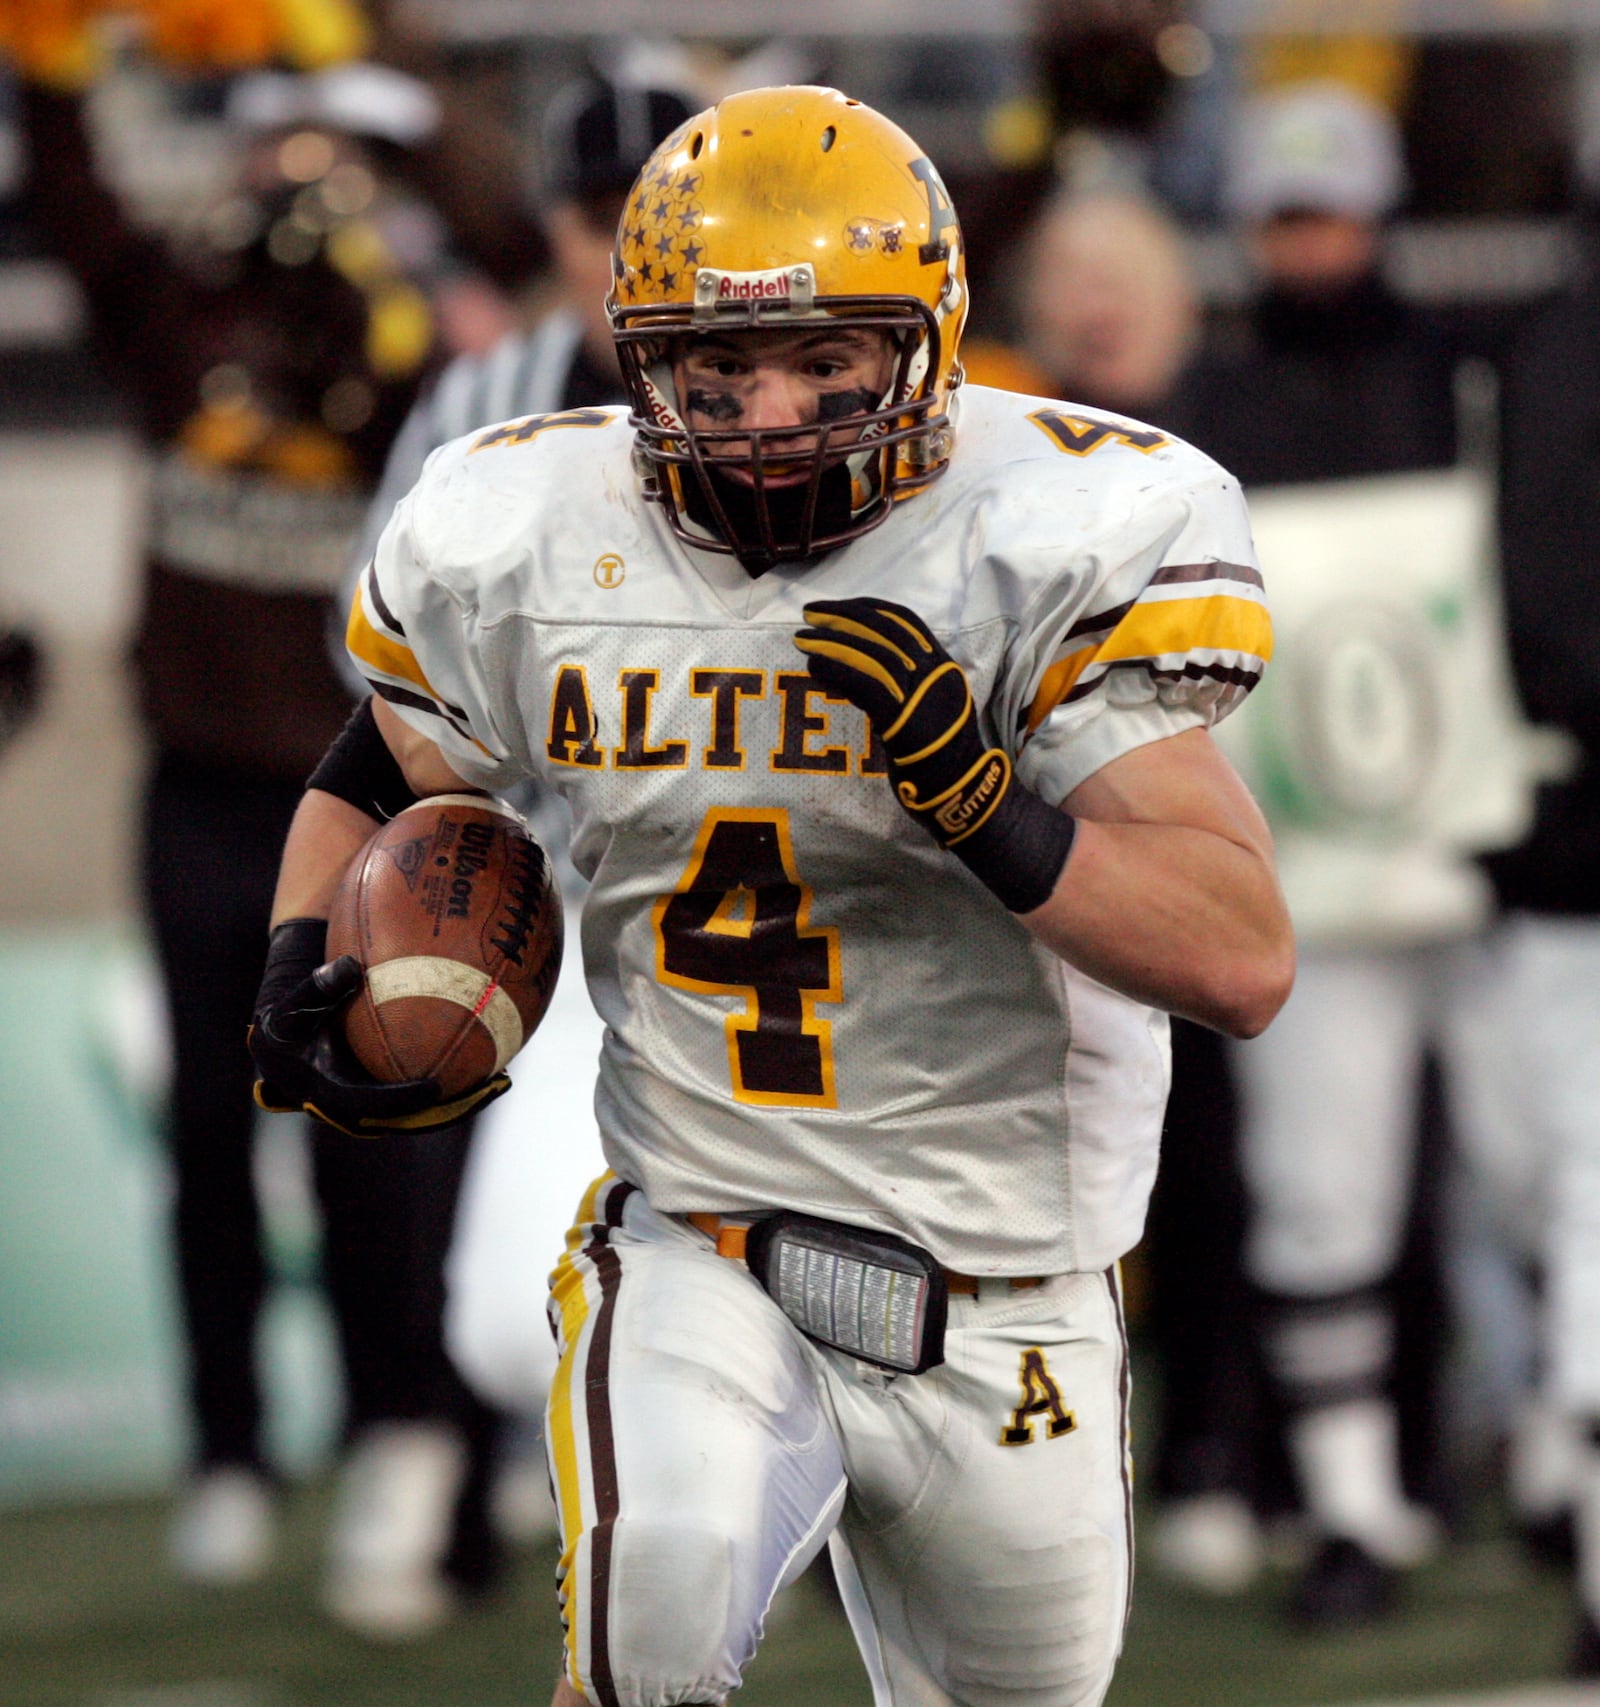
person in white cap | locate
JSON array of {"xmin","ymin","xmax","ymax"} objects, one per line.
[{"xmin": 1177, "ymin": 78, "xmax": 1453, "ymax": 480}]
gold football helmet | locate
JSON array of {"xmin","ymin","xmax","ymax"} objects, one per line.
[{"xmin": 608, "ymin": 85, "xmax": 967, "ymax": 566}]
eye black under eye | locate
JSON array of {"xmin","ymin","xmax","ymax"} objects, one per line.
[
  {"xmin": 686, "ymin": 389, "xmax": 744, "ymax": 422},
  {"xmin": 815, "ymin": 387, "xmax": 880, "ymax": 422}
]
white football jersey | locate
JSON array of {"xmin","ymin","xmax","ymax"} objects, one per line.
[{"xmin": 349, "ymin": 384, "xmax": 1270, "ymax": 1274}]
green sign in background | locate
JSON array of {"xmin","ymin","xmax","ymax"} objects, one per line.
[{"xmin": 0, "ymin": 928, "xmax": 338, "ymax": 1506}]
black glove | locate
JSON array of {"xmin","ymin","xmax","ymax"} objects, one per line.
[
  {"xmin": 249, "ymin": 918, "xmax": 510, "ymax": 1136},
  {"xmin": 795, "ymin": 597, "xmax": 1077, "ymax": 913}
]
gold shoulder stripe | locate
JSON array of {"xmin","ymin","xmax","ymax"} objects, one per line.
[
  {"xmin": 347, "ymin": 591, "xmax": 446, "ymax": 707},
  {"xmin": 1027, "ymin": 593, "xmax": 1273, "ymax": 732},
  {"xmin": 345, "ymin": 590, "xmax": 496, "ymax": 758},
  {"xmin": 1099, "ymin": 592, "xmax": 1273, "ymax": 668}
]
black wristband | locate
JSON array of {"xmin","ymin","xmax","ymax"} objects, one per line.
[
  {"xmin": 306, "ymin": 697, "xmax": 419, "ymax": 821},
  {"xmin": 947, "ymin": 783, "xmax": 1077, "ymax": 914}
]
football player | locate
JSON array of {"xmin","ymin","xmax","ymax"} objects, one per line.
[{"xmin": 250, "ymin": 87, "xmax": 1293, "ymax": 1707}]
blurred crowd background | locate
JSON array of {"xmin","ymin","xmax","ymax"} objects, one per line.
[{"xmin": 4, "ymin": 0, "xmax": 1600, "ymax": 1702}]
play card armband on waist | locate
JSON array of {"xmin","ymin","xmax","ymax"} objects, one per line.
[{"xmin": 743, "ymin": 1213, "xmax": 949, "ymax": 1375}]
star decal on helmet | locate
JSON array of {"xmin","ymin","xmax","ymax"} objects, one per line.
[{"xmin": 619, "ymin": 165, "xmax": 709, "ymax": 301}]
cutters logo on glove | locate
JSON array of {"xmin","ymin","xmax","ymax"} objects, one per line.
[{"xmin": 930, "ymin": 749, "xmax": 1010, "ymax": 843}]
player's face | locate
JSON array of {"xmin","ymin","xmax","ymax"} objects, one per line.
[{"xmin": 671, "ymin": 325, "xmax": 896, "ymax": 486}]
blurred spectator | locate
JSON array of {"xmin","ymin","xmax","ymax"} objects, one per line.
[
  {"xmin": 1174, "ymin": 78, "xmax": 1453, "ymax": 481},
  {"xmin": 353, "ymin": 77, "xmax": 693, "ymax": 561},
  {"xmin": 1164, "ymin": 79, "xmax": 1532, "ymax": 1628},
  {"xmin": 6, "ymin": 16, "xmax": 543, "ymax": 1638},
  {"xmin": 1016, "ymin": 187, "xmax": 1197, "ymax": 413},
  {"xmin": 1445, "ymin": 196, "xmax": 1600, "ymax": 1675}
]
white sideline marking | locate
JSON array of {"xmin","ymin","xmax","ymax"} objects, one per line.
[{"xmin": 1349, "ymin": 1688, "xmax": 1600, "ymax": 1707}]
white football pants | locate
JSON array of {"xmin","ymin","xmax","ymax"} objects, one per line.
[
  {"xmin": 545, "ymin": 1177, "xmax": 1132, "ymax": 1707},
  {"xmin": 1234, "ymin": 941, "xmax": 1467, "ymax": 1296},
  {"xmin": 1444, "ymin": 914, "xmax": 1600, "ymax": 1415},
  {"xmin": 1237, "ymin": 921, "xmax": 1600, "ymax": 1420}
]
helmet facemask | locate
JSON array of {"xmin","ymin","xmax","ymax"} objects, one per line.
[{"xmin": 614, "ymin": 287, "xmax": 946, "ymax": 573}]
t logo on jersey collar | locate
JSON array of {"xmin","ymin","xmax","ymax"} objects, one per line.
[{"xmin": 693, "ymin": 264, "xmax": 816, "ymax": 325}]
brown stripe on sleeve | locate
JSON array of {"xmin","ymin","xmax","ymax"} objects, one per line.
[
  {"xmin": 1150, "ymin": 560, "xmax": 1265, "ymax": 590},
  {"xmin": 1062, "ymin": 656, "xmax": 1265, "ymax": 705},
  {"xmin": 1061, "ymin": 598, "xmax": 1135, "ymax": 644},
  {"xmin": 364, "ymin": 561, "xmax": 407, "ymax": 637}
]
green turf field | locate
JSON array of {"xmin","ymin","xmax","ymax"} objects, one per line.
[{"xmin": 0, "ymin": 1475, "xmax": 1580, "ymax": 1707}]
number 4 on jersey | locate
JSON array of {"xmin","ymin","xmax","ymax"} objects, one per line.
[
  {"xmin": 654, "ymin": 809, "xmax": 842, "ymax": 1108},
  {"xmin": 1027, "ymin": 408, "xmax": 1167, "ymax": 457}
]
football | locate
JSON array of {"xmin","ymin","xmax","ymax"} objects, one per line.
[{"xmin": 326, "ymin": 794, "xmax": 563, "ymax": 1096}]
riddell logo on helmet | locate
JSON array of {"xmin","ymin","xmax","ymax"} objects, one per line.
[
  {"xmin": 716, "ymin": 272, "xmax": 791, "ymax": 300},
  {"xmin": 693, "ymin": 265, "xmax": 816, "ymax": 319}
]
